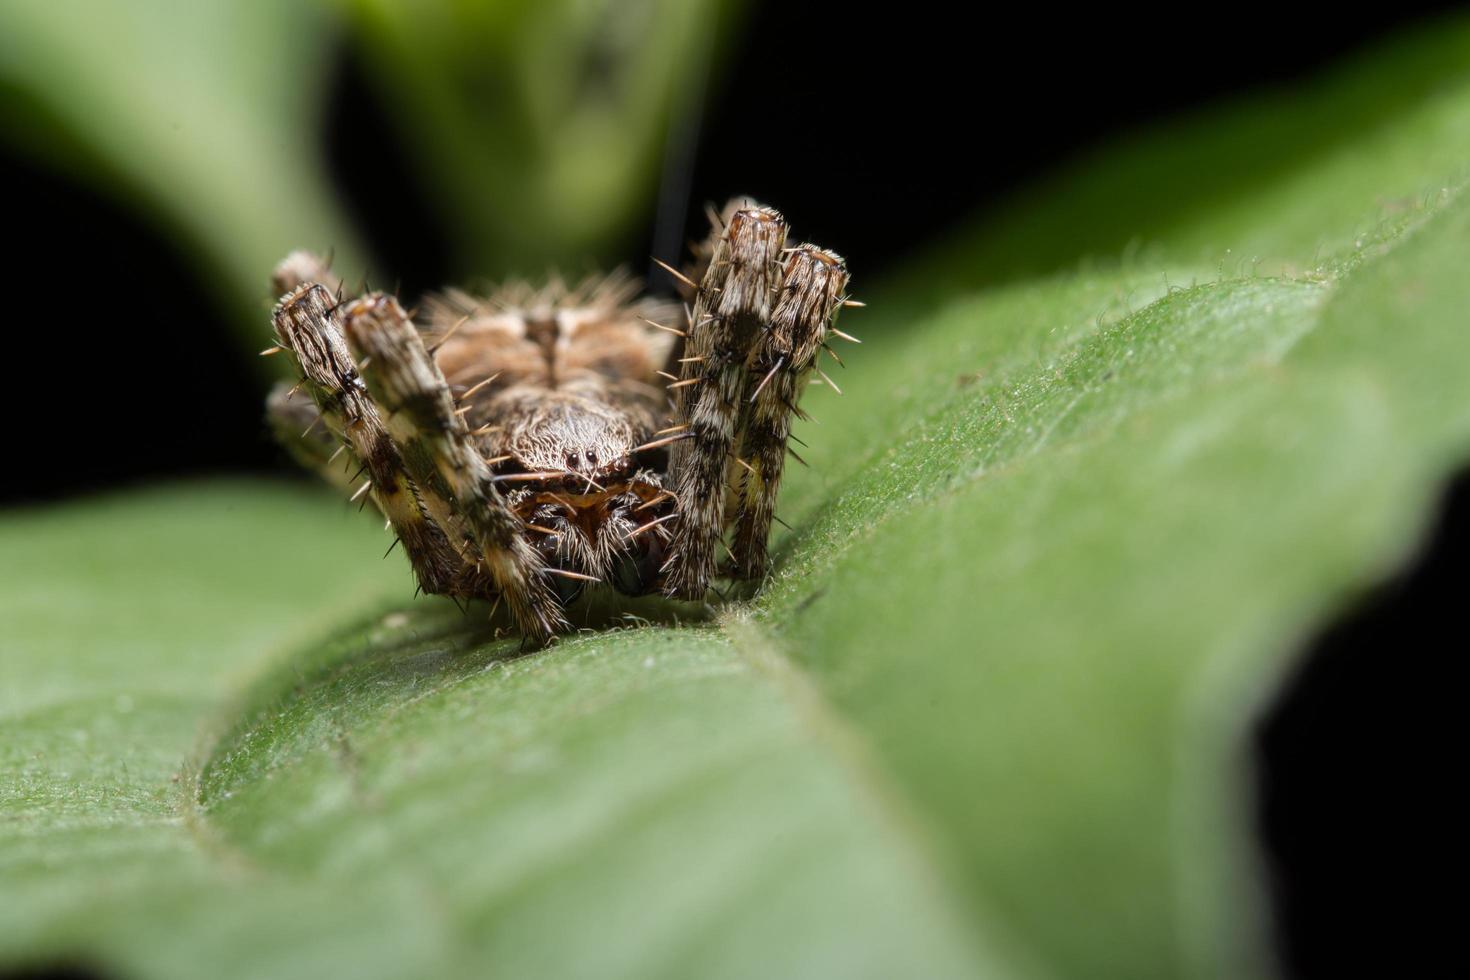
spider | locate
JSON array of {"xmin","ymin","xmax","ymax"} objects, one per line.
[{"xmin": 264, "ymin": 198, "xmax": 858, "ymax": 644}]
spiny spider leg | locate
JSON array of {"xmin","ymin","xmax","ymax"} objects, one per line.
[
  {"xmin": 273, "ymin": 254, "xmax": 475, "ymax": 567},
  {"xmin": 267, "ymin": 252, "xmax": 376, "ymax": 497},
  {"xmin": 729, "ymin": 245, "xmax": 849, "ymax": 580},
  {"xmin": 265, "ymin": 379, "xmax": 359, "ymax": 496},
  {"xmin": 271, "ymin": 284, "xmax": 462, "ymax": 595},
  {"xmin": 663, "ymin": 204, "xmax": 788, "ymax": 598},
  {"xmin": 272, "ymin": 249, "xmax": 344, "ymax": 299},
  {"xmin": 339, "ymin": 293, "xmax": 569, "ymax": 644}
]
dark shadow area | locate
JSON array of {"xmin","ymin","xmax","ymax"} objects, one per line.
[
  {"xmin": 0, "ymin": 964, "xmax": 113, "ymax": 980},
  {"xmin": 671, "ymin": 3, "xmax": 1465, "ymax": 289},
  {"xmin": 0, "ymin": 152, "xmax": 282, "ymax": 506},
  {"xmin": 1256, "ymin": 468, "xmax": 1465, "ymax": 979},
  {"xmin": 565, "ymin": 587, "xmax": 714, "ymax": 635},
  {"xmin": 437, "ymin": 588, "xmax": 714, "ymax": 654}
]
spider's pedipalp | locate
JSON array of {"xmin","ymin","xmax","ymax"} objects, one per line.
[
  {"xmin": 271, "ymin": 284, "xmax": 462, "ymax": 595},
  {"xmin": 338, "ymin": 293, "xmax": 569, "ymax": 644},
  {"xmin": 662, "ymin": 204, "xmax": 789, "ymax": 599}
]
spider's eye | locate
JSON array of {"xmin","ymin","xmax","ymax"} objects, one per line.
[{"xmin": 564, "ymin": 449, "xmax": 598, "ymax": 470}]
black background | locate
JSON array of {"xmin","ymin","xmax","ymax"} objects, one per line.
[{"xmin": 2, "ymin": 4, "xmax": 1460, "ymax": 977}]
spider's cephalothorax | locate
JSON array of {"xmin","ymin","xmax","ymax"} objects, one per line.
[{"xmin": 265, "ymin": 199, "xmax": 856, "ymax": 644}]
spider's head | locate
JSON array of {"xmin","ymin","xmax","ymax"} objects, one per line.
[
  {"xmin": 498, "ymin": 393, "xmax": 674, "ymax": 600},
  {"xmin": 501, "ymin": 391, "xmax": 637, "ymax": 481}
]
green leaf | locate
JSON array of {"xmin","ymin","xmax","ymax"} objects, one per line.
[
  {"xmin": 0, "ymin": 1, "xmax": 366, "ymax": 344},
  {"xmin": 0, "ymin": 0, "xmax": 727, "ymax": 349},
  {"xmin": 7, "ymin": 18, "xmax": 1470, "ymax": 979},
  {"xmin": 1, "ymin": 485, "xmax": 996, "ymax": 978},
  {"xmin": 342, "ymin": 0, "xmax": 734, "ymax": 274}
]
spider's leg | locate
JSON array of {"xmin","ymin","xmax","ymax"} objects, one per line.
[
  {"xmin": 271, "ymin": 284, "xmax": 463, "ymax": 596},
  {"xmin": 267, "ymin": 251, "xmax": 386, "ymax": 500},
  {"xmin": 272, "ymin": 250, "xmax": 344, "ymax": 298},
  {"xmin": 663, "ymin": 204, "xmax": 787, "ymax": 598},
  {"xmin": 339, "ymin": 293, "xmax": 569, "ymax": 644},
  {"xmin": 265, "ymin": 380, "xmax": 361, "ymax": 497},
  {"xmin": 728, "ymin": 245, "xmax": 848, "ymax": 580}
]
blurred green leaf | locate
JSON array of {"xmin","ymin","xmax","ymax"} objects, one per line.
[
  {"xmin": 0, "ymin": 0, "xmax": 729, "ymax": 348},
  {"xmin": 343, "ymin": 0, "xmax": 732, "ymax": 274},
  {"xmin": 0, "ymin": 1, "xmax": 365, "ymax": 338},
  {"xmin": 6, "ymin": 17, "xmax": 1470, "ymax": 980}
]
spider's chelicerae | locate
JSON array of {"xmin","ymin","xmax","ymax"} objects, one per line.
[{"xmin": 265, "ymin": 198, "xmax": 858, "ymax": 644}]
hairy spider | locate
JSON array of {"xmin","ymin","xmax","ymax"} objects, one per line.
[{"xmin": 264, "ymin": 198, "xmax": 858, "ymax": 644}]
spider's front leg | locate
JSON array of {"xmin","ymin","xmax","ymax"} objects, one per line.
[
  {"xmin": 662, "ymin": 204, "xmax": 851, "ymax": 597},
  {"xmin": 337, "ymin": 294, "xmax": 570, "ymax": 645},
  {"xmin": 662, "ymin": 205, "xmax": 787, "ymax": 598},
  {"xmin": 270, "ymin": 284, "xmax": 463, "ymax": 596},
  {"xmin": 729, "ymin": 245, "xmax": 849, "ymax": 580}
]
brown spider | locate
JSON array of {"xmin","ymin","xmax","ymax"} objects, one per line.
[{"xmin": 265, "ymin": 198, "xmax": 858, "ymax": 644}]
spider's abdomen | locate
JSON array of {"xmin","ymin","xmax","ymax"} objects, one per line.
[{"xmin": 425, "ymin": 273, "xmax": 679, "ymax": 407}]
